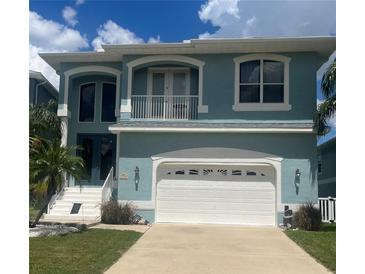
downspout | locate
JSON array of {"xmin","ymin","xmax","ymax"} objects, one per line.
[{"xmin": 35, "ymin": 80, "xmax": 47, "ymax": 105}]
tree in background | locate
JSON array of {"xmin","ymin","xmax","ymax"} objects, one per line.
[{"xmin": 314, "ymin": 59, "xmax": 336, "ymax": 135}]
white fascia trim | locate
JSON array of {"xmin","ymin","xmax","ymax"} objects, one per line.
[
  {"xmin": 124, "ymin": 55, "xmax": 208, "ymax": 114},
  {"xmin": 232, "ymin": 103, "xmax": 292, "ymax": 111},
  {"xmin": 109, "ymin": 126, "xmax": 313, "ymax": 134},
  {"xmin": 233, "ymin": 54, "xmax": 291, "ymax": 112},
  {"xmin": 63, "ymin": 65, "xmax": 122, "ymax": 117}
]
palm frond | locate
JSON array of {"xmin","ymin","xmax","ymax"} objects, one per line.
[
  {"xmin": 29, "ymin": 99, "xmax": 62, "ymax": 139},
  {"xmin": 314, "ymin": 95, "xmax": 336, "ymax": 135},
  {"xmin": 321, "ymin": 59, "xmax": 336, "ymax": 98}
]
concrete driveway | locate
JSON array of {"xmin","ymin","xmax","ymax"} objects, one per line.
[{"xmin": 105, "ymin": 224, "xmax": 331, "ymax": 274}]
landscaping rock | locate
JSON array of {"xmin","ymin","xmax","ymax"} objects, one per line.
[{"xmin": 29, "ymin": 224, "xmax": 80, "ymax": 238}]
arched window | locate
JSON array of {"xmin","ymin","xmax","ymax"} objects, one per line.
[{"xmin": 233, "ymin": 54, "xmax": 291, "ymax": 111}]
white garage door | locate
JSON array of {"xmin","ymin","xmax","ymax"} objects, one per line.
[{"xmin": 156, "ymin": 165, "xmax": 276, "ymax": 226}]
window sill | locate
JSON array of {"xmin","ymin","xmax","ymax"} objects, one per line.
[{"xmin": 232, "ymin": 103, "xmax": 292, "ymax": 111}]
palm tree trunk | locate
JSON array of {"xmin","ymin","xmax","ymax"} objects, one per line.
[
  {"xmin": 30, "ymin": 178, "xmax": 57, "ymax": 227},
  {"xmin": 30, "ymin": 196, "xmax": 52, "ymax": 228}
]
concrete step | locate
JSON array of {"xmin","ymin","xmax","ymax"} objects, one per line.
[
  {"xmin": 42, "ymin": 214, "xmax": 100, "ymax": 222},
  {"xmin": 64, "ymin": 187, "xmax": 102, "ymax": 193},
  {"xmin": 60, "ymin": 197, "xmax": 102, "ymax": 202},
  {"xmin": 50, "ymin": 208, "xmax": 100, "ymax": 215},
  {"xmin": 53, "ymin": 200, "xmax": 100, "ymax": 206},
  {"xmin": 51, "ymin": 204, "xmax": 100, "ymax": 210},
  {"xmin": 60, "ymin": 193, "xmax": 101, "ymax": 200}
]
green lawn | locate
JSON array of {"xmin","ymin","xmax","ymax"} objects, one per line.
[
  {"xmin": 285, "ymin": 223, "xmax": 336, "ymax": 272},
  {"xmin": 29, "ymin": 229, "xmax": 142, "ymax": 274}
]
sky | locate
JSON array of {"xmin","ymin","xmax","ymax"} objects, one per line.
[{"xmin": 29, "ymin": 0, "xmax": 336, "ymax": 142}]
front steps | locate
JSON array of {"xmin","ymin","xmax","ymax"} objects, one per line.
[{"xmin": 42, "ymin": 187, "xmax": 103, "ymax": 222}]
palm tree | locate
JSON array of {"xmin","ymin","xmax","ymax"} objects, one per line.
[
  {"xmin": 30, "ymin": 139, "xmax": 85, "ymax": 227},
  {"xmin": 314, "ymin": 59, "xmax": 336, "ymax": 135},
  {"xmin": 29, "ymin": 100, "xmax": 62, "ymax": 140}
]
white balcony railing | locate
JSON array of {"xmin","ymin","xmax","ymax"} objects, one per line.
[{"xmin": 131, "ymin": 95, "xmax": 198, "ymax": 120}]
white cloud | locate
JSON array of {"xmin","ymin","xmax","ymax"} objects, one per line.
[
  {"xmin": 75, "ymin": 0, "xmax": 85, "ymax": 6},
  {"xmin": 92, "ymin": 20, "xmax": 144, "ymax": 51},
  {"xmin": 30, "ymin": 11, "xmax": 88, "ymax": 51},
  {"xmin": 29, "ymin": 11, "xmax": 89, "ymax": 89},
  {"xmin": 198, "ymin": 0, "xmax": 336, "ymax": 38},
  {"xmin": 199, "ymin": 0, "xmax": 240, "ymax": 27},
  {"xmin": 148, "ymin": 35, "xmax": 161, "ymax": 44},
  {"xmin": 62, "ymin": 6, "xmax": 78, "ymax": 27}
]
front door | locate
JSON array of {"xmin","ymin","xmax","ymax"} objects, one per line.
[{"xmin": 77, "ymin": 134, "xmax": 116, "ymax": 186}]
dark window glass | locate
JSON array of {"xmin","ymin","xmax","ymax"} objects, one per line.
[
  {"xmin": 99, "ymin": 137, "xmax": 114, "ymax": 180},
  {"xmin": 79, "ymin": 83, "xmax": 95, "ymax": 122},
  {"xmin": 78, "ymin": 137, "xmax": 93, "ymax": 180},
  {"xmin": 101, "ymin": 83, "xmax": 116, "ymax": 122},
  {"xmin": 239, "ymin": 85, "xmax": 260, "ymax": 103},
  {"xmin": 263, "ymin": 85, "xmax": 284, "ymax": 102},
  {"xmin": 263, "ymin": 61, "xmax": 284, "ymax": 83},
  {"xmin": 240, "ymin": 61, "xmax": 260, "ymax": 83}
]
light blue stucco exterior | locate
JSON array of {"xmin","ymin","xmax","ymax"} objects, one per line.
[{"xmin": 54, "ymin": 48, "xmax": 327, "ymax": 225}]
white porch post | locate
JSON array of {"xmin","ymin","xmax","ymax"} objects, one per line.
[{"xmin": 60, "ymin": 117, "xmax": 68, "ymax": 147}]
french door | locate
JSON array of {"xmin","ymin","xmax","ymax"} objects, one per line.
[
  {"xmin": 148, "ymin": 68, "xmax": 190, "ymax": 96},
  {"xmin": 147, "ymin": 68, "xmax": 191, "ymax": 119},
  {"xmin": 77, "ymin": 134, "xmax": 116, "ymax": 186}
]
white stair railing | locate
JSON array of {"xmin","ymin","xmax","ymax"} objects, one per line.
[
  {"xmin": 131, "ymin": 95, "xmax": 198, "ymax": 120},
  {"xmin": 101, "ymin": 167, "xmax": 114, "ymax": 205},
  {"xmin": 319, "ymin": 197, "xmax": 336, "ymax": 222}
]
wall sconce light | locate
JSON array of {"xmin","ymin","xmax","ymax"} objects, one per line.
[
  {"xmin": 134, "ymin": 166, "xmax": 140, "ymax": 191},
  {"xmin": 295, "ymin": 169, "xmax": 301, "ymax": 178}
]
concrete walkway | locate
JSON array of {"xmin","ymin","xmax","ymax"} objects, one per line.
[{"xmin": 105, "ymin": 224, "xmax": 331, "ymax": 274}]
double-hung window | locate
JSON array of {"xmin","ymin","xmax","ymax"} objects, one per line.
[{"xmin": 233, "ymin": 54, "xmax": 291, "ymax": 111}]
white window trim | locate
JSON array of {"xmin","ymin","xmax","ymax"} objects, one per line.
[
  {"xmin": 146, "ymin": 67, "xmax": 191, "ymax": 96},
  {"xmin": 60, "ymin": 65, "xmax": 121, "ymax": 118},
  {"xmin": 233, "ymin": 54, "xmax": 291, "ymax": 111}
]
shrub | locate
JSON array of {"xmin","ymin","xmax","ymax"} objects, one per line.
[
  {"xmin": 101, "ymin": 201, "xmax": 135, "ymax": 224},
  {"xmin": 293, "ymin": 202, "xmax": 322, "ymax": 231}
]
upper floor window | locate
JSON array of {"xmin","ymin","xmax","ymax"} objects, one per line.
[
  {"xmin": 79, "ymin": 83, "xmax": 95, "ymax": 122},
  {"xmin": 233, "ymin": 54, "xmax": 291, "ymax": 111},
  {"xmin": 101, "ymin": 83, "xmax": 117, "ymax": 122}
]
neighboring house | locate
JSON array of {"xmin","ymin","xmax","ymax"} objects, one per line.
[
  {"xmin": 29, "ymin": 70, "xmax": 58, "ymax": 106},
  {"xmin": 317, "ymin": 137, "xmax": 336, "ymax": 197},
  {"xmin": 40, "ymin": 37, "xmax": 336, "ymax": 226}
]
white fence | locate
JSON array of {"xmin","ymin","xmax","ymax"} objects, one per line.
[
  {"xmin": 131, "ymin": 95, "xmax": 198, "ymax": 120},
  {"xmin": 319, "ymin": 197, "xmax": 336, "ymax": 222}
]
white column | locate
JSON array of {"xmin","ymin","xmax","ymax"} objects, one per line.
[{"xmin": 60, "ymin": 117, "xmax": 68, "ymax": 147}]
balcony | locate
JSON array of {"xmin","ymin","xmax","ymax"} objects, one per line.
[{"xmin": 131, "ymin": 95, "xmax": 198, "ymax": 120}]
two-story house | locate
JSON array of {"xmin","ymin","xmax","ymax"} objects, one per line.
[{"xmin": 40, "ymin": 37, "xmax": 336, "ymax": 226}]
